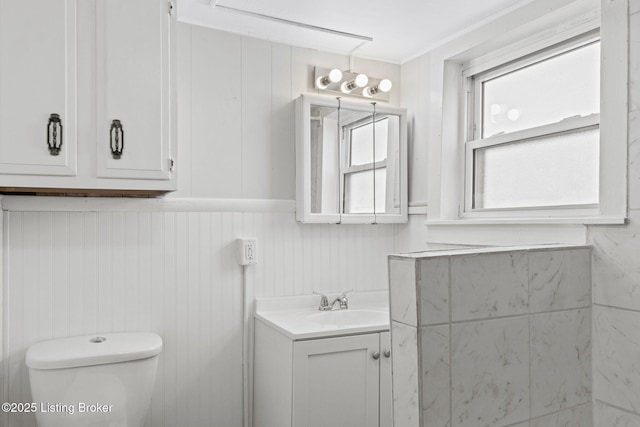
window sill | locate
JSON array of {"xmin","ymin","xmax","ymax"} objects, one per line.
[
  {"xmin": 426, "ymin": 216, "xmax": 627, "ymax": 226},
  {"xmin": 424, "ymin": 216, "xmax": 627, "ymax": 246}
]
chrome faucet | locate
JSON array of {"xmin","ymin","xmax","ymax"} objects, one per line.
[
  {"xmin": 313, "ymin": 291, "xmax": 350, "ymax": 311},
  {"xmin": 330, "ymin": 291, "xmax": 349, "ymax": 310}
]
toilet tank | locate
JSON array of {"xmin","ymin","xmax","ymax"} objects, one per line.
[{"xmin": 26, "ymin": 333, "xmax": 162, "ymax": 427}]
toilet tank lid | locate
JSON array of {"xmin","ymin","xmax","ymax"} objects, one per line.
[{"xmin": 26, "ymin": 333, "xmax": 163, "ymax": 370}]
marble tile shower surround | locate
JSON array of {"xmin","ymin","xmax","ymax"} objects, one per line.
[{"xmin": 388, "ymin": 245, "xmax": 592, "ymax": 427}]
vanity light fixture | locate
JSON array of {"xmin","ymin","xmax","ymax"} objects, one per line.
[
  {"xmin": 316, "ymin": 68, "xmax": 343, "ymax": 89},
  {"xmin": 340, "ymin": 73, "xmax": 369, "ymax": 93},
  {"xmin": 314, "ymin": 67, "xmax": 392, "ymax": 101},
  {"xmin": 363, "ymin": 78, "xmax": 392, "ymax": 97}
]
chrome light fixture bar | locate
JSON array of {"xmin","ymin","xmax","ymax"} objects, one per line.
[{"xmin": 314, "ymin": 67, "xmax": 392, "ymax": 101}]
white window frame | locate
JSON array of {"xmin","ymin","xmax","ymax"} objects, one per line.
[
  {"xmin": 424, "ymin": 0, "xmax": 628, "ymax": 246},
  {"xmin": 461, "ymin": 32, "xmax": 601, "ymax": 218}
]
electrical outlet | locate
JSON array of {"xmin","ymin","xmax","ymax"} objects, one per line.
[{"xmin": 237, "ymin": 238, "xmax": 257, "ymax": 265}]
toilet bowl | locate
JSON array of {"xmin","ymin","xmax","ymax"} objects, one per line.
[{"xmin": 26, "ymin": 332, "xmax": 162, "ymax": 427}]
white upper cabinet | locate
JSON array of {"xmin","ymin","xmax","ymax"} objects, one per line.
[
  {"xmin": 96, "ymin": 0, "xmax": 174, "ymax": 181},
  {"xmin": 0, "ymin": 0, "xmax": 176, "ymax": 194},
  {"xmin": 0, "ymin": 0, "xmax": 77, "ymax": 177}
]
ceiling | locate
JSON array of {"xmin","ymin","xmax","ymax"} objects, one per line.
[{"xmin": 178, "ymin": 0, "xmax": 534, "ymax": 64}]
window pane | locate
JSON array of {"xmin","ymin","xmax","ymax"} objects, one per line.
[
  {"xmin": 473, "ymin": 128, "xmax": 599, "ymax": 209},
  {"xmin": 343, "ymin": 168, "xmax": 387, "ymax": 214},
  {"xmin": 482, "ymin": 41, "xmax": 600, "ymax": 137},
  {"xmin": 349, "ymin": 118, "xmax": 389, "ymax": 166}
]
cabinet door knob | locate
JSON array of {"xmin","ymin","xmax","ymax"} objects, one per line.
[
  {"xmin": 110, "ymin": 119, "xmax": 124, "ymax": 159},
  {"xmin": 372, "ymin": 351, "xmax": 380, "ymax": 360},
  {"xmin": 384, "ymin": 350, "xmax": 391, "ymax": 358},
  {"xmin": 47, "ymin": 113, "xmax": 63, "ymax": 156}
]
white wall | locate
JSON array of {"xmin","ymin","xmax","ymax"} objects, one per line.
[
  {"xmin": 0, "ymin": 202, "xmax": 398, "ymax": 427},
  {"xmin": 172, "ymin": 23, "xmax": 402, "ymax": 200},
  {"xmin": 400, "ymin": 53, "xmax": 431, "ymax": 210},
  {"xmin": 0, "ymin": 22, "xmax": 407, "ymax": 427}
]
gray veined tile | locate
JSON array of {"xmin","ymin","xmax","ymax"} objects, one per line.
[
  {"xmin": 451, "ymin": 252, "xmax": 528, "ymax": 322},
  {"xmin": 421, "ymin": 325, "xmax": 450, "ymax": 427},
  {"xmin": 530, "ymin": 403, "xmax": 592, "ymax": 427},
  {"xmin": 530, "ymin": 309, "xmax": 591, "ymax": 418},
  {"xmin": 391, "ymin": 321, "xmax": 420, "ymax": 427},
  {"xmin": 591, "ymin": 210, "xmax": 640, "ymax": 311},
  {"xmin": 389, "ymin": 259, "xmax": 418, "ymax": 326},
  {"xmin": 594, "ymin": 400, "xmax": 640, "ymax": 427},
  {"xmin": 529, "ymin": 249, "xmax": 591, "ymax": 313},
  {"xmin": 418, "ymin": 258, "xmax": 449, "ymax": 326},
  {"xmin": 593, "ymin": 306, "xmax": 640, "ymax": 414},
  {"xmin": 627, "ymin": 111, "xmax": 640, "ymax": 209},
  {"xmin": 451, "ymin": 317, "xmax": 529, "ymax": 427}
]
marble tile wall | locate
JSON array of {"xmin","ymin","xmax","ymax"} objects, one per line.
[
  {"xmin": 389, "ymin": 246, "xmax": 592, "ymax": 427},
  {"xmin": 589, "ymin": 3, "xmax": 640, "ymax": 424}
]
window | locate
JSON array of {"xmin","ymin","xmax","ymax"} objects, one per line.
[
  {"xmin": 425, "ymin": 1, "xmax": 627, "ymax": 245},
  {"xmin": 463, "ymin": 33, "xmax": 601, "ymax": 215},
  {"xmin": 342, "ymin": 116, "xmax": 389, "ymax": 214}
]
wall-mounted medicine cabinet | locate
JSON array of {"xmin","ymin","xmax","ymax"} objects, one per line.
[{"xmin": 295, "ymin": 95, "xmax": 408, "ymax": 224}]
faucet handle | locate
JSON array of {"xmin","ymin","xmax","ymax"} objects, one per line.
[
  {"xmin": 313, "ymin": 291, "xmax": 330, "ymax": 311},
  {"xmin": 339, "ymin": 289, "xmax": 353, "ymax": 298},
  {"xmin": 338, "ymin": 289, "xmax": 353, "ymax": 309}
]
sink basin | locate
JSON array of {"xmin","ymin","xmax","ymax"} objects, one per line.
[
  {"xmin": 254, "ymin": 292, "xmax": 390, "ymax": 340},
  {"xmin": 306, "ymin": 309, "xmax": 389, "ymax": 328}
]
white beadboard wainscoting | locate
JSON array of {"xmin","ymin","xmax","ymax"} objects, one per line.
[{"xmin": 0, "ymin": 197, "xmax": 398, "ymax": 427}]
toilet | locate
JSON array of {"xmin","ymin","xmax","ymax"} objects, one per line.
[{"xmin": 26, "ymin": 332, "xmax": 162, "ymax": 427}]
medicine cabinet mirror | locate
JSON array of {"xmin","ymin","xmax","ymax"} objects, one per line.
[{"xmin": 295, "ymin": 95, "xmax": 407, "ymax": 224}]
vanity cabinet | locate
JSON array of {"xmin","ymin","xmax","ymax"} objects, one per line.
[
  {"xmin": 254, "ymin": 319, "xmax": 392, "ymax": 427},
  {"xmin": 0, "ymin": 0, "xmax": 176, "ymax": 194}
]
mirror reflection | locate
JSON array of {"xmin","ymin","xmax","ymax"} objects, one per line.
[{"xmin": 308, "ymin": 100, "xmax": 403, "ymax": 220}]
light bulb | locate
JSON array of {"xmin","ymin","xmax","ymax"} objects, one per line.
[
  {"xmin": 341, "ymin": 74, "xmax": 369, "ymax": 93},
  {"xmin": 316, "ymin": 68, "xmax": 343, "ymax": 89},
  {"xmin": 362, "ymin": 78, "xmax": 392, "ymax": 97},
  {"xmin": 378, "ymin": 78, "xmax": 392, "ymax": 92},
  {"xmin": 354, "ymin": 74, "xmax": 368, "ymax": 87},
  {"xmin": 507, "ymin": 108, "xmax": 520, "ymax": 121},
  {"xmin": 328, "ymin": 68, "xmax": 342, "ymax": 83}
]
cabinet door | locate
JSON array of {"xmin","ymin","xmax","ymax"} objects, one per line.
[
  {"xmin": 96, "ymin": 0, "xmax": 173, "ymax": 181},
  {"xmin": 379, "ymin": 331, "xmax": 393, "ymax": 427},
  {"xmin": 293, "ymin": 334, "xmax": 380, "ymax": 427},
  {"xmin": 0, "ymin": 0, "xmax": 77, "ymax": 176}
]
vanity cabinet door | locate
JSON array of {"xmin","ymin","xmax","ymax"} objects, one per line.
[
  {"xmin": 292, "ymin": 334, "xmax": 380, "ymax": 427},
  {"xmin": 0, "ymin": 0, "xmax": 77, "ymax": 178},
  {"xmin": 95, "ymin": 0, "xmax": 175, "ymax": 183}
]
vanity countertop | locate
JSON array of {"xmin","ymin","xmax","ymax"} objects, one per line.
[{"xmin": 254, "ymin": 291, "xmax": 390, "ymax": 340}]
